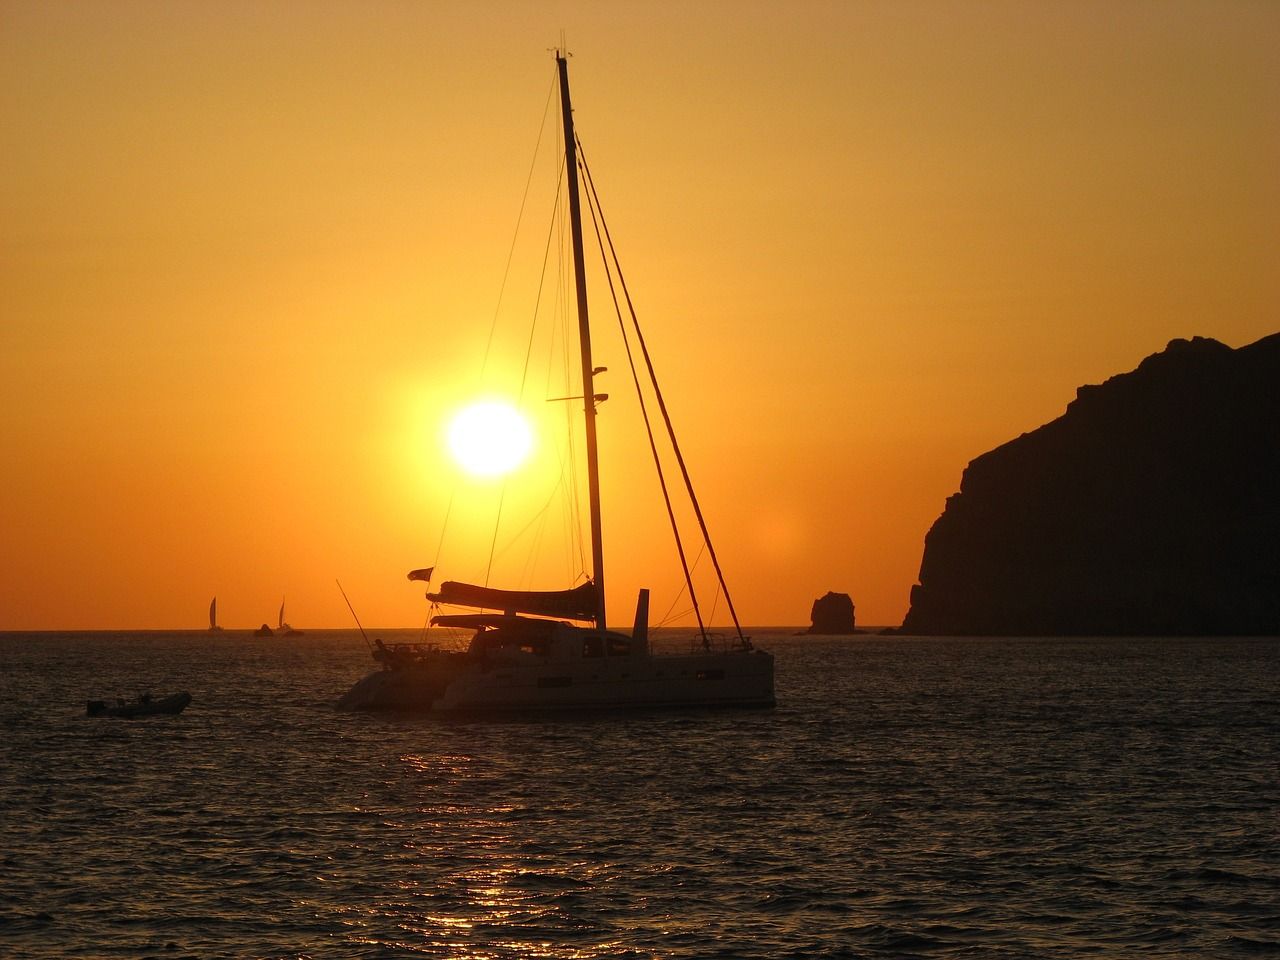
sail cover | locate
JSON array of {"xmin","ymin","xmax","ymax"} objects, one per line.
[{"xmin": 427, "ymin": 580, "xmax": 598, "ymax": 621}]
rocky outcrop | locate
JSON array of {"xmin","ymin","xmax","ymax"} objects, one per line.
[
  {"xmin": 900, "ymin": 333, "xmax": 1280, "ymax": 636},
  {"xmin": 807, "ymin": 592, "xmax": 858, "ymax": 634}
]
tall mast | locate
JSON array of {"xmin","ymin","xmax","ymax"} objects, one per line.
[{"xmin": 557, "ymin": 51, "xmax": 607, "ymax": 630}]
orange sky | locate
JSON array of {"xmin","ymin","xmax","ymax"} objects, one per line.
[{"xmin": 2, "ymin": 0, "xmax": 1277, "ymax": 630}]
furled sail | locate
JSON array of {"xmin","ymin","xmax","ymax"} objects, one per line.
[{"xmin": 426, "ymin": 580, "xmax": 598, "ymax": 621}]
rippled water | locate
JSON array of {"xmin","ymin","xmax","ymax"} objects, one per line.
[{"xmin": 1, "ymin": 631, "xmax": 1276, "ymax": 958}]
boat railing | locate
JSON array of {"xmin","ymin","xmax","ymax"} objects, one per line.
[
  {"xmin": 373, "ymin": 640, "xmax": 446, "ymax": 668},
  {"xmin": 684, "ymin": 633, "xmax": 754, "ymax": 654},
  {"xmin": 394, "ymin": 641, "xmax": 438, "ymax": 654}
]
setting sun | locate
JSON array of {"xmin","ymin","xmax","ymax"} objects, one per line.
[{"xmin": 446, "ymin": 401, "xmax": 534, "ymax": 477}]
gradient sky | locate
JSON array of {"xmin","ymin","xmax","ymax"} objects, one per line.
[{"xmin": 2, "ymin": 0, "xmax": 1277, "ymax": 630}]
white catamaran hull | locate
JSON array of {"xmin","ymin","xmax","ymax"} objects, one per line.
[{"xmin": 340, "ymin": 649, "xmax": 774, "ymax": 714}]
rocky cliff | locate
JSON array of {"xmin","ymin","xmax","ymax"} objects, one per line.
[{"xmin": 900, "ymin": 334, "xmax": 1280, "ymax": 636}]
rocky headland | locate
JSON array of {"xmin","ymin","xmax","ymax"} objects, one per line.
[{"xmin": 900, "ymin": 334, "xmax": 1280, "ymax": 636}]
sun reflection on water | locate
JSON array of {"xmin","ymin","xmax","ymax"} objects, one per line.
[{"xmin": 358, "ymin": 751, "xmax": 629, "ymax": 957}]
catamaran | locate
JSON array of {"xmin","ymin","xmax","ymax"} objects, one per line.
[
  {"xmin": 278, "ymin": 597, "xmax": 303, "ymax": 637},
  {"xmin": 339, "ymin": 52, "xmax": 774, "ymax": 713}
]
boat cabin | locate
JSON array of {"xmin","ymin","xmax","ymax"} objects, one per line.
[{"xmin": 432, "ymin": 613, "xmax": 643, "ymax": 661}]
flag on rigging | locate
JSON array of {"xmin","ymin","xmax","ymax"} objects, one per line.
[{"xmin": 406, "ymin": 567, "xmax": 435, "ymax": 583}]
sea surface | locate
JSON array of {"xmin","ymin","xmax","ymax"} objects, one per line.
[{"xmin": 1, "ymin": 630, "xmax": 1276, "ymax": 959}]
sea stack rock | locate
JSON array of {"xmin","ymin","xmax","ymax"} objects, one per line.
[
  {"xmin": 808, "ymin": 592, "xmax": 858, "ymax": 634},
  {"xmin": 900, "ymin": 333, "xmax": 1280, "ymax": 636}
]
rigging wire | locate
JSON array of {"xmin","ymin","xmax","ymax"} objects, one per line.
[
  {"xmin": 554, "ymin": 107, "xmax": 589, "ymax": 589},
  {"xmin": 707, "ymin": 584, "xmax": 723, "ymax": 626},
  {"xmin": 438, "ymin": 69, "xmax": 557, "ymax": 589},
  {"xmin": 488, "ymin": 469, "xmax": 575, "ymax": 569},
  {"xmin": 541, "ymin": 232, "xmax": 579, "ymax": 591},
  {"xmin": 519, "ymin": 159, "xmax": 566, "ymax": 399},
  {"xmin": 483, "ymin": 487, "xmax": 507, "ymax": 587},
  {"xmin": 485, "ymin": 158, "xmax": 566, "ymax": 587},
  {"xmin": 577, "ymin": 137, "xmax": 748, "ymax": 643},
  {"xmin": 580, "ymin": 153, "xmax": 709, "ymax": 641},
  {"xmin": 519, "ymin": 497, "xmax": 551, "ymax": 589},
  {"xmin": 480, "ymin": 73, "xmax": 559, "ymax": 377},
  {"xmin": 431, "ymin": 491, "xmax": 455, "ymax": 573},
  {"xmin": 336, "ymin": 579, "xmax": 374, "ymax": 651},
  {"xmin": 657, "ymin": 540, "xmax": 707, "ymax": 626},
  {"xmin": 545, "ymin": 248, "xmax": 587, "ymax": 590}
]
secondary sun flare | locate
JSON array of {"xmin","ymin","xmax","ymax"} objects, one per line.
[{"xmin": 446, "ymin": 401, "xmax": 534, "ymax": 477}]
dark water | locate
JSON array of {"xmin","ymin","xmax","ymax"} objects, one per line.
[{"xmin": 1, "ymin": 631, "xmax": 1276, "ymax": 959}]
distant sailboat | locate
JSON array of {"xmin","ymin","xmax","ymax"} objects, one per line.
[
  {"xmin": 208, "ymin": 597, "xmax": 224, "ymax": 633},
  {"xmin": 278, "ymin": 597, "xmax": 303, "ymax": 637}
]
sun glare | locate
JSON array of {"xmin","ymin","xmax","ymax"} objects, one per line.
[{"xmin": 446, "ymin": 401, "xmax": 534, "ymax": 477}]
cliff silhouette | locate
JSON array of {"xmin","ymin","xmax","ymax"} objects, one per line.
[{"xmin": 900, "ymin": 334, "xmax": 1280, "ymax": 636}]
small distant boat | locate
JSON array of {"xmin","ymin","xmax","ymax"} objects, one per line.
[
  {"xmin": 87, "ymin": 692, "xmax": 191, "ymax": 719},
  {"xmin": 277, "ymin": 598, "xmax": 303, "ymax": 637},
  {"xmin": 253, "ymin": 623, "xmax": 275, "ymax": 638},
  {"xmin": 208, "ymin": 597, "xmax": 224, "ymax": 632}
]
